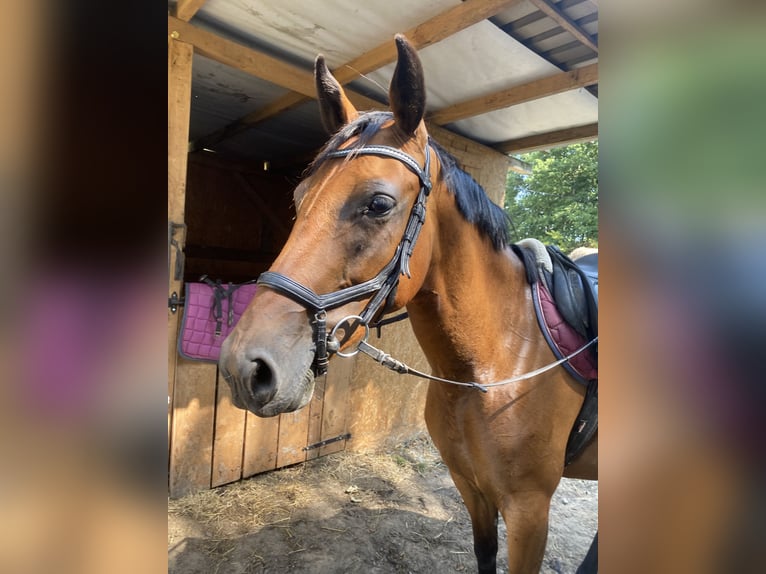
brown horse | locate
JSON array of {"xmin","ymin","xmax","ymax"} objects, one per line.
[{"xmin": 219, "ymin": 35, "xmax": 597, "ymax": 574}]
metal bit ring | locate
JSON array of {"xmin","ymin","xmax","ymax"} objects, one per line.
[{"xmin": 330, "ymin": 315, "xmax": 370, "ymax": 358}]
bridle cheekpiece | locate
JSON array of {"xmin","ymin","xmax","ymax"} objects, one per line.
[{"xmin": 256, "ymin": 143, "xmax": 432, "ymax": 376}]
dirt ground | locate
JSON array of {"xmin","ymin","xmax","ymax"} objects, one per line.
[{"xmin": 168, "ymin": 436, "xmax": 597, "ymax": 573}]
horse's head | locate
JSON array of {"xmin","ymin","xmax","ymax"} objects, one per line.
[{"xmin": 219, "ymin": 35, "xmax": 437, "ymax": 417}]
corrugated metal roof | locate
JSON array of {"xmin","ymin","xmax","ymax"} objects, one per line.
[{"xmin": 169, "ymin": 0, "xmax": 598, "ymax": 162}]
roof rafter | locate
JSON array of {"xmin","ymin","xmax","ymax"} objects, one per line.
[
  {"xmin": 494, "ymin": 123, "xmax": 597, "ymax": 154},
  {"xmin": 174, "ymin": 0, "xmax": 209, "ymax": 22},
  {"xmin": 334, "ymin": 0, "xmax": 524, "ymax": 84},
  {"xmin": 527, "ymin": 0, "xmax": 598, "ymax": 53},
  {"xmin": 526, "ymin": 12, "xmax": 598, "ymax": 45},
  {"xmin": 168, "ymin": 16, "xmax": 317, "ymax": 97},
  {"xmin": 192, "ymin": 0, "xmax": 525, "ymax": 150},
  {"xmin": 428, "ymin": 62, "xmax": 597, "ymax": 125}
]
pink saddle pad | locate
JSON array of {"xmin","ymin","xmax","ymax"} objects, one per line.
[{"xmin": 178, "ymin": 280, "xmax": 257, "ymax": 362}]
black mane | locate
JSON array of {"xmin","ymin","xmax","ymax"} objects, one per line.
[
  {"xmin": 309, "ymin": 111, "xmax": 511, "ymax": 251},
  {"xmin": 428, "ymin": 138, "xmax": 511, "ymax": 250}
]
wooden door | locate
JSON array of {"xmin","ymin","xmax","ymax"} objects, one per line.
[{"xmin": 168, "ymin": 355, "xmax": 355, "ymax": 498}]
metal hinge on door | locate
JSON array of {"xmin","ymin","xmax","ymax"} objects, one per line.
[{"xmin": 168, "ymin": 291, "xmax": 184, "ymax": 314}]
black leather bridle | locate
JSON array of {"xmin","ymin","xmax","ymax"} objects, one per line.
[{"xmin": 256, "ymin": 143, "xmax": 432, "ymax": 376}]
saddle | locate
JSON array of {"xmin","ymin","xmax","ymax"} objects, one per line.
[
  {"xmin": 548, "ymin": 247, "xmax": 598, "ymax": 344},
  {"xmin": 177, "ymin": 276, "xmax": 258, "ymax": 362},
  {"xmin": 514, "ymin": 239, "xmax": 598, "ymax": 466}
]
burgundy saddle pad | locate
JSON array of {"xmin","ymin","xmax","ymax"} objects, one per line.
[{"xmin": 178, "ymin": 280, "xmax": 257, "ymax": 362}]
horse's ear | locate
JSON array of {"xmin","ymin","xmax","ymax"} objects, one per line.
[
  {"xmin": 315, "ymin": 55, "xmax": 358, "ymax": 134},
  {"xmin": 389, "ymin": 34, "xmax": 426, "ymax": 137}
]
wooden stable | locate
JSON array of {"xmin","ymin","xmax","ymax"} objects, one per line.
[{"xmin": 167, "ymin": 0, "xmax": 597, "ymax": 498}]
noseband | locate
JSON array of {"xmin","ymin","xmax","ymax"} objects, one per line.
[{"xmin": 256, "ymin": 143, "xmax": 432, "ymax": 376}]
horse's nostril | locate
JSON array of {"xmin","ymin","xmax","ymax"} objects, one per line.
[
  {"xmin": 249, "ymin": 358, "xmax": 277, "ymax": 404},
  {"xmin": 252, "ymin": 359, "xmax": 272, "ymax": 388}
]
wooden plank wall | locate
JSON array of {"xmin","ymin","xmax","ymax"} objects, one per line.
[
  {"xmin": 344, "ymin": 321, "xmax": 430, "ymax": 453},
  {"xmin": 319, "ymin": 357, "xmax": 355, "ymax": 457},
  {"xmin": 169, "ymin": 365, "xmax": 357, "ymax": 497},
  {"xmin": 212, "ymin": 369, "xmax": 247, "ymax": 486},
  {"xmin": 169, "ymin": 360, "xmax": 217, "ymax": 496},
  {"xmin": 243, "ymin": 411, "xmax": 279, "ymax": 476},
  {"xmin": 182, "ymin": 154, "xmax": 296, "ymax": 282}
]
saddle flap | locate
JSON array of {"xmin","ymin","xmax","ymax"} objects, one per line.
[{"xmin": 548, "ymin": 246, "xmax": 598, "ymax": 341}]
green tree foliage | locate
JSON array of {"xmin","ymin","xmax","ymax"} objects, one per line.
[{"xmin": 504, "ymin": 141, "xmax": 598, "ymax": 253}]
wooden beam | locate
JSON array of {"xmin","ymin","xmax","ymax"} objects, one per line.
[
  {"xmin": 528, "ymin": 0, "xmax": 598, "ymax": 53},
  {"xmin": 508, "ymin": 156, "xmax": 532, "ymax": 175},
  {"xmin": 167, "ymin": 36, "xmax": 194, "ymax": 479},
  {"xmin": 526, "ymin": 12, "xmax": 598, "ymax": 45},
  {"xmin": 193, "ymin": 0, "xmax": 523, "ymax": 149},
  {"xmin": 428, "ymin": 62, "xmax": 597, "ymax": 125},
  {"xmin": 494, "ymin": 123, "xmax": 598, "ymax": 154},
  {"xmin": 174, "ymin": 0, "xmax": 208, "ymax": 22},
  {"xmin": 168, "ymin": 16, "xmax": 317, "ymax": 98},
  {"xmin": 168, "ymin": 38, "xmax": 194, "ymax": 226},
  {"xmin": 333, "ymin": 0, "xmax": 525, "ymax": 85}
]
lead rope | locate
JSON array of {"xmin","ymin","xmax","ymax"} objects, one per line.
[{"xmin": 331, "ymin": 316, "xmax": 597, "ymax": 393}]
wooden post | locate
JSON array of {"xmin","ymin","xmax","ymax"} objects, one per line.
[
  {"xmin": 168, "ymin": 38, "xmax": 192, "ymax": 237},
  {"xmin": 168, "ymin": 37, "xmax": 194, "ymax": 493}
]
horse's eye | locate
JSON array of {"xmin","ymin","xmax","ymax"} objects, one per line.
[{"xmin": 364, "ymin": 194, "xmax": 395, "ymax": 217}]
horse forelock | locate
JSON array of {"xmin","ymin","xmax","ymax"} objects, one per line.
[
  {"xmin": 309, "ymin": 111, "xmax": 395, "ymax": 175},
  {"xmin": 304, "ymin": 111, "xmax": 510, "ymax": 251}
]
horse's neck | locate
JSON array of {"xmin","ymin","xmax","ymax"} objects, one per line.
[{"xmin": 407, "ymin": 219, "xmax": 537, "ymax": 382}]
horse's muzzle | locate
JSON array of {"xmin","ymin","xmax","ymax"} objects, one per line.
[{"xmin": 219, "ymin": 339, "xmax": 315, "ymax": 418}]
